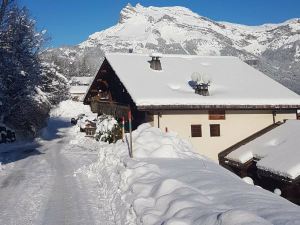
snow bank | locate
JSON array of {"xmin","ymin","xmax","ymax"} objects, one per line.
[
  {"xmin": 50, "ymin": 100, "xmax": 97, "ymax": 119},
  {"xmin": 79, "ymin": 123, "xmax": 300, "ymax": 225},
  {"xmin": 132, "ymin": 124, "xmax": 201, "ymax": 159}
]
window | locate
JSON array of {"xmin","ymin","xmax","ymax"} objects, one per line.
[
  {"xmin": 209, "ymin": 110, "xmax": 225, "ymax": 120},
  {"xmin": 210, "ymin": 124, "xmax": 220, "ymax": 137},
  {"xmin": 191, "ymin": 125, "xmax": 202, "ymax": 137}
]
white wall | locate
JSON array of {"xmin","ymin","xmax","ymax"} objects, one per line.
[{"xmin": 153, "ymin": 109, "xmax": 296, "ymax": 161}]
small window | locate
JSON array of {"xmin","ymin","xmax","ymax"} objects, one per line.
[
  {"xmin": 209, "ymin": 110, "xmax": 225, "ymax": 120},
  {"xmin": 191, "ymin": 125, "xmax": 202, "ymax": 137},
  {"xmin": 210, "ymin": 124, "xmax": 220, "ymax": 137}
]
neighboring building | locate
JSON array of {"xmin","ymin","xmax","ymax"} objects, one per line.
[
  {"xmin": 70, "ymin": 77, "xmax": 94, "ymax": 86},
  {"xmin": 83, "ymin": 53, "xmax": 300, "ymax": 161},
  {"xmin": 219, "ymin": 120, "xmax": 300, "ymax": 204},
  {"xmin": 70, "ymin": 77, "xmax": 93, "ymax": 101}
]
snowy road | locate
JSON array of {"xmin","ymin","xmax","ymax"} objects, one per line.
[{"xmin": 0, "ymin": 117, "xmax": 110, "ymax": 225}]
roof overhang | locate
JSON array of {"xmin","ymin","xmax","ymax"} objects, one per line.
[{"xmin": 137, "ymin": 104, "xmax": 300, "ymax": 111}]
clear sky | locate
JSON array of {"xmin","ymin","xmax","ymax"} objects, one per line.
[{"xmin": 19, "ymin": 0, "xmax": 300, "ymax": 48}]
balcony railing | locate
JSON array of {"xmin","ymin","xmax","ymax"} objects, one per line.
[{"xmin": 90, "ymin": 100, "xmax": 130, "ymax": 118}]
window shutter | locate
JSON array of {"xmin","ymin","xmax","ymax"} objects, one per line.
[
  {"xmin": 191, "ymin": 125, "xmax": 202, "ymax": 137},
  {"xmin": 210, "ymin": 124, "xmax": 220, "ymax": 137}
]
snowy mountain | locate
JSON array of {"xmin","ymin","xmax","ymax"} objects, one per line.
[{"xmin": 42, "ymin": 3, "xmax": 300, "ymax": 93}]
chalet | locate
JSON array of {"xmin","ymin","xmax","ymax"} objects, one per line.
[
  {"xmin": 219, "ymin": 120, "xmax": 300, "ymax": 204},
  {"xmin": 84, "ymin": 53, "xmax": 300, "ymax": 161}
]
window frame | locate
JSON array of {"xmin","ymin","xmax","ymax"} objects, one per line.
[
  {"xmin": 210, "ymin": 124, "xmax": 221, "ymax": 137},
  {"xmin": 191, "ymin": 124, "xmax": 202, "ymax": 137}
]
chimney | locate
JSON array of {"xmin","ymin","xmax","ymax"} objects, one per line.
[
  {"xmin": 191, "ymin": 72, "xmax": 211, "ymax": 96},
  {"xmin": 149, "ymin": 53, "xmax": 162, "ymax": 71},
  {"xmin": 195, "ymin": 83, "xmax": 210, "ymax": 96}
]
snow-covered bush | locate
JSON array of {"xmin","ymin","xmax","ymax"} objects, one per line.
[{"xmin": 94, "ymin": 115, "xmax": 122, "ymax": 143}]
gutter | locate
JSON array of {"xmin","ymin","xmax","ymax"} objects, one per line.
[{"xmin": 137, "ymin": 105, "xmax": 300, "ymax": 111}]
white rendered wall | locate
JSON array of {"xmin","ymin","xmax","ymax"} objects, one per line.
[{"xmin": 152, "ymin": 110, "xmax": 296, "ymax": 161}]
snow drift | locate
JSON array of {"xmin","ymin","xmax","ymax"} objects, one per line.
[{"xmin": 80, "ymin": 123, "xmax": 300, "ymax": 225}]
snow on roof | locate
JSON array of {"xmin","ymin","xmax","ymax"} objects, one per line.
[
  {"xmin": 70, "ymin": 86, "xmax": 89, "ymax": 94},
  {"xmin": 226, "ymin": 120, "xmax": 300, "ymax": 179},
  {"xmin": 105, "ymin": 53, "xmax": 300, "ymax": 107},
  {"xmin": 71, "ymin": 76, "xmax": 93, "ymax": 85}
]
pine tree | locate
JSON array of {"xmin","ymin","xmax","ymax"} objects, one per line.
[{"xmin": 0, "ymin": 0, "xmax": 50, "ymax": 136}]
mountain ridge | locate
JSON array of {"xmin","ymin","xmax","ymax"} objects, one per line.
[{"xmin": 42, "ymin": 3, "xmax": 300, "ymax": 94}]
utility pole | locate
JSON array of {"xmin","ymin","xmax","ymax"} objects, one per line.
[
  {"xmin": 121, "ymin": 116, "xmax": 125, "ymax": 142},
  {"xmin": 128, "ymin": 110, "xmax": 133, "ymax": 158}
]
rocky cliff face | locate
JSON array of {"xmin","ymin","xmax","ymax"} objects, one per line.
[{"xmin": 42, "ymin": 3, "xmax": 300, "ymax": 93}]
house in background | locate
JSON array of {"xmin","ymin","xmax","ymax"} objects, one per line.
[
  {"xmin": 84, "ymin": 53, "xmax": 300, "ymax": 161},
  {"xmin": 219, "ymin": 119, "xmax": 300, "ymax": 204},
  {"xmin": 70, "ymin": 76, "xmax": 93, "ymax": 101},
  {"xmin": 70, "ymin": 77, "xmax": 94, "ymax": 86}
]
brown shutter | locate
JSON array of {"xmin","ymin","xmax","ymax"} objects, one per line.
[
  {"xmin": 191, "ymin": 125, "xmax": 202, "ymax": 137},
  {"xmin": 210, "ymin": 124, "xmax": 220, "ymax": 137}
]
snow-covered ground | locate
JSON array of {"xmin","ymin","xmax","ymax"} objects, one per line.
[
  {"xmin": 81, "ymin": 124, "xmax": 300, "ymax": 225},
  {"xmin": 0, "ymin": 101, "xmax": 113, "ymax": 225},
  {"xmin": 0, "ymin": 100, "xmax": 299, "ymax": 225}
]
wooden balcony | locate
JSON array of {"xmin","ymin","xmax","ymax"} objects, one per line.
[{"xmin": 90, "ymin": 100, "xmax": 130, "ymax": 118}]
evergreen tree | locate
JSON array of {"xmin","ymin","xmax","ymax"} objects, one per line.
[
  {"xmin": 40, "ymin": 62, "xmax": 70, "ymax": 105},
  {"xmin": 0, "ymin": 0, "xmax": 50, "ymax": 136}
]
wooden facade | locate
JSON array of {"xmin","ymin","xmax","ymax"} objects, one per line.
[
  {"xmin": 84, "ymin": 59, "xmax": 147, "ymax": 128},
  {"xmin": 209, "ymin": 110, "xmax": 225, "ymax": 120}
]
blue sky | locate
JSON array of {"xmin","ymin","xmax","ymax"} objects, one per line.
[{"xmin": 19, "ymin": 0, "xmax": 300, "ymax": 48}]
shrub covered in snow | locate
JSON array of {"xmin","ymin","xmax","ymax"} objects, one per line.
[{"xmin": 94, "ymin": 115, "xmax": 122, "ymax": 143}]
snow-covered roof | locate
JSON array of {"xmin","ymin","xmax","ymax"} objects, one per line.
[
  {"xmin": 71, "ymin": 77, "xmax": 93, "ymax": 85},
  {"xmin": 70, "ymin": 86, "xmax": 89, "ymax": 94},
  {"xmin": 105, "ymin": 53, "xmax": 300, "ymax": 108},
  {"xmin": 226, "ymin": 120, "xmax": 300, "ymax": 179}
]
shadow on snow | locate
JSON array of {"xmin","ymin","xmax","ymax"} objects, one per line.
[
  {"xmin": 40, "ymin": 117, "xmax": 72, "ymax": 141},
  {"xmin": 0, "ymin": 117, "xmax": 72, "ymax": 165}
]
